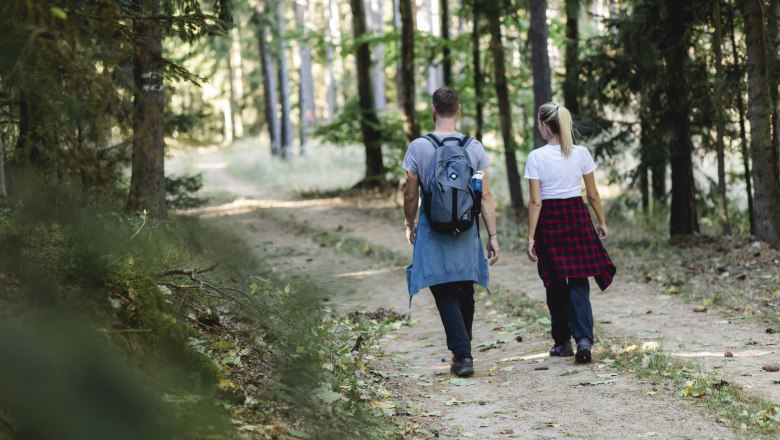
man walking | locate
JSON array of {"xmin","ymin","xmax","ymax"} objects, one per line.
[{"xmin": 403, "ymin": 87, "xmax": 500, "ymax": 377}]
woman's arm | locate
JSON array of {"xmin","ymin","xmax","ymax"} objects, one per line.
[
  {"xmin": 526, "ymin": 179, "xmax": 542, "ymax": 262},
  {"xmin": 583, "ymin": 172, "xmax": 608, "ymax": 239},
  {"xmin": 480, "ymin": 170, "xmax": 500, "ymax": 265}
]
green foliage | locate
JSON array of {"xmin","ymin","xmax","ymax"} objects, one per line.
[{"xmin": 165, "ymin": 173, "xmax": 208, "ymax": 209}]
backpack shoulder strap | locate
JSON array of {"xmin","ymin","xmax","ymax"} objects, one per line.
[
  {"xmin": 423, "ymin": 133, "xmax": 443, "ymax": 148},
  {"xmin": 459, "ymin": 136, "xmax": 473, "ymax": 148}
]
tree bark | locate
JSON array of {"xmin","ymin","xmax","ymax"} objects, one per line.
[
  {"xmin": 128, "ymin": 0, "xmax": 166, "ymax": 216},
  {"xmin": 728, "ymin": 2, "xmax": 755, "ymax": 233},
  {"xmin": 440, "ymin": 0, "xmax": 452, "ymax": 86},
  {"xmin": 530, "ymin": 0, "xmax": 553, "ymax": 149},
  {"xmin": 563, "ymin": 0, "xmax": 580, "ymax": 115},
  {"xmin": 767, "ymin": 0, "xmax": 780, "ymax": 185},
  {"xmin": 472, "ymin": 0, "xmax": 483, "ymax": 140},
  {"xmin": 393, "ymin": 0, "xmax": 405, "ymax": 108},
  {"xmin": 350, "ymin": 0, "xmax": 385, "ymax": 186},
  {"xmin": 713, "ymin": 0, "xmax": 731, "ymax": 234},
  {"xmin": 227, "ymin": 27, "xmax": 244, "ymax": 141},
  {"xmin": 400, "ymin": 0, "xmax": 421, "ymax": 142},
  {"xmin": 663, "ymin": 0, "xmax": 698, "ymax": 236},
  {"xmin": 254, "ymin": 9, "xmax": 281, "ymax": 155},
  {"xmin": 295, "ymin": 1, "xmax": 315, "ymax": 155},
  {"xmin": 485, "ymin": 0, "xmax": 524, "ymax": 210},
  {"xmin": 740, "ymin": 0, "xmax": 780, "ymax": 247},
  {"xmin": 277, "ymin": 2, "xmax": 293, "ymax": 158}
]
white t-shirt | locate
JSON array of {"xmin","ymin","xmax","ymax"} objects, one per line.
[{"xmin": 523, "ymin": 144, "xmax": 597, "ymax": 200}]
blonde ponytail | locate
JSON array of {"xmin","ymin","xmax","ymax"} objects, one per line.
[{"xmin": 538, "ymin": 102, "xmax": 575, "ymax": 157}]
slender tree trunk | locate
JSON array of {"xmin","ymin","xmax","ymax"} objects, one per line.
[
  {"xmin": 564, "ymin": 0, "xmax": 580, "ymax": 115},
  {"xmin": 393, "ymin": 0, "xmax": 405, "ymax": 108},
  {"xmin": 740, "ymin": 0, "xmax": 780, "ymax": 247},
  {"xmin": 472, "ymin": 0, "xmax": 483, "ymax": 140},
  {"xmin": 254, "ymin": 9, "xmax": 281, "ymax": 155},
  {"xmin": 485, "ymin": 0, "xmax": 524, "ymax": 210},
  {"xmin": 350, "ymin": 0, "xmax": 385, "ymax": 186},
  {"xmin": 427, "ymin": 0, "xmax": 438, "ymax": 94},
  {"xmin": 400, "ymin": 0, "xmax": 421, "ymax": 142},
  {"xmin": 295, "ymin": 1, "xmax": 315, "ymax": 155},
  {"xmin": 326, "ymin": 0, "xmax": 339, "ymax": 121},
  {"xmin": 767, "ymin": 0, "xmax": 780, "ymax": 183},
  {"xmin": 729, "ymin": 1, "xmax": 755, "ymax": 233},
  {"xmin": 712, "ymin": 0, "xmax": 732, "ymax": 234},
  {"xmin": 128, "ymin": 0, "xmax": 166, "ymax": 216},
  {"xmin": 277, "ymin": 2, "xmax": 293, "ymax": 158},
  {"xmin": 639, "ymin": 109, "xmax": 651, "ymax": 213},
  {"xmin": 664, "ymin": 0, "xmax": 698, "ymax": 236},
  {"xmin": 370, "ymin": 0, "xmax": 387, "ymax": 111},
  {"xmin": 0, "ymin": 136, "xmax": 6, "ymax": 199},
  {"xmin": 228, "ymin": 27, "xmax": 244, "ymax": 140},
  {"xmin": 440, "ymin": 0, "xmax": 452, "ymax": 86},
  {"xmin": 530, "ymin": 0, "xmax": 553, "ymax": 148}
]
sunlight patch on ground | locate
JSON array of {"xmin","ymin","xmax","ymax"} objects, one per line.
[
  {"xmin": 500, "ymin": 352, "xmax": 548, "ymax": 362},
  {"xmin": 670, "ymin": 350, "xmax": 775, "ymax": 358},
  {"xmin": 179, "ymin": 197, "xmax": 345, "ymax": 218},
  {"xmin": 335, "ymin": 268, "xmax": 397, "ymax": 278}
]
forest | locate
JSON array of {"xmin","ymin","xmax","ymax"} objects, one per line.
[{"xmin": 0, "ymin": 0, "xmax": 779, "ymax": 438}]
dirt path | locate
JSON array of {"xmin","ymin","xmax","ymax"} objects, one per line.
[{"xmin": 171, "ymin": 147, "xmax": 745, "ymax": 439}]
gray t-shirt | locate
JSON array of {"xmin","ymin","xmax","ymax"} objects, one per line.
[{"xmin": 402, "ymin": 133, "xmax": 490, "ymax": 188}]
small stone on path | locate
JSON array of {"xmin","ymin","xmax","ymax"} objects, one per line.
[
  {"xmin": 762, "ymin": 364, "xmax": 780, "ymax": 372},
  {"xmin": 724, "ymin": 351, "xmax": 733, "ymax": 358},
  {"xmin": 693, "ymin": 305, "xmax": 708, "ymax": 313}
]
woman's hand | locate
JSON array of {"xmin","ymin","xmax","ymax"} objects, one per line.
[
  {"xmin": 527, "ymin": 239, "xmax": 538, "ymax": 263},
  {"xmin": 596, "ymin": 223, "xmax": 608, "ymax": 240},
  {"xmin": 487, "ymin": 235, "xmax": 500, "ymax": 265}
]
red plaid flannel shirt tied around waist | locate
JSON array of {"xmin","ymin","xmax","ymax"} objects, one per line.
[{"xmin": 534, "ymin": 197, "xmax": 616, "ymax": 290}]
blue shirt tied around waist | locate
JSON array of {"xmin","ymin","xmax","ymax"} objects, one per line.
[{"xmin": 405, "ymin": 198, "xmax": 490, "ymax": 304}]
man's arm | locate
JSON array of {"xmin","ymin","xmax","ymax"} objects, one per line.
[
  {"xmin": 404, "ymin": 171, "xmax": 420, "ymax": 245},
  {"xmin": 480, "ymin": 169, "xmax": 500, "ymax": 265}
]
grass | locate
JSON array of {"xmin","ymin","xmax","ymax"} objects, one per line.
[{"xmin": 599, "ymin": 339, "xmax": 780, "ymax": 436}]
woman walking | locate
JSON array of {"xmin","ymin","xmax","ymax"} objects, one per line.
[{"xmin": 524, "ymin": 102, "xmax": 616, "ymax": 364}]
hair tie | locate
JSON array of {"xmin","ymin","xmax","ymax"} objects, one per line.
[{"xmin": 556, "ymin": 105, "xmax": 560, "ymax": 111}]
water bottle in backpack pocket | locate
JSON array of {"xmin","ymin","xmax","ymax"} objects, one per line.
[{"xmin": 421, "ymin": 134, "xmax": 479, "ymax": 236}]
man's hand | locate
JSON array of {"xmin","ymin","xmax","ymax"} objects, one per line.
[
  {"xmin": 527, "ymin": 239, "xmax": 538, "ymax": 263},
  {"xmin": 487, "ymin": 236, "xmax": 500, "ymax": 265},
  {"xmin": 405, "ymin": 223, "xmax": 416, "ymax": 245}
]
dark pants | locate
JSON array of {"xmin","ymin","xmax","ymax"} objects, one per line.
[
  {"xmin": 546, "ymin": 277, "xmax": 594, "ymax": 345},
  {"xmin": 430, "ymin": 281, "xmax": 475, "ymax": 361}
]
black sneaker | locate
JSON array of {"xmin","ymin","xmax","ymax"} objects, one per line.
[
  {"xmin": 549, "ymin": 341, "xmax": 574, "ymax": 357},
  {"xmin": 450, "ymin": 356, "xmax": 474, "ymax": 377},
  {"xmin": 575, "ymin": 338, "xmax": 592, "ymax": 364}
]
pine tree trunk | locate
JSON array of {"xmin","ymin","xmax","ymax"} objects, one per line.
[
  {"xmin": 230, "ymin": 27, "xmax": 244, "ymax": 139},
  {"xmin": 767, "ymin": 0, "xmax": 780, "ymax": 185},
  {"xmin": 277, "ymin": 2, "xmax": 293, "ymax": 158},
  {"xmin": 128, "ymin": 0, "xmax": 166, "ymax": 216},
  {"xmin": 350, "ymin": 0, "xmax": 385, "ymax": 186},
  {"xmin": 440, "ymin": 0, "xmax": 452, "ymax": 86},
  {"xmin": 563, "ymin": 0, "xmax": 580, "ymax": 115},
  {"xmin": 530, "ymin": 0, "xmax": 553, "ymax": 148},
  {"xmin": 740, "ymin": 0, "xmax": 780, "ymax": 247},
  {"xmin": 664, "ymin": 0, "xmax": 698, "ymax": 236},
  {"xmin": 254, "ymin": 9, "xmax": 281, "ymax": 155},
  {"xmin": 472, "ymin": 0, "xmax": 483, "ymax": 140},
  {"xmin": 485, "ymin": 0, "xmax": 524, "ymax": 210},
  {"xmin": 400, "ymin": 0, "xmax": 421, "ymax": 142},
  {"xmin": 713, "ymin": 0, "xmax": 731, "ymax": 234},
  {"xmin": 639, "ymin": 109, "xmax": 651, "ymax": 213},
  {"xmin": 370, "ymin": 0, "xmax": 387, "ymax": 111},
  {"xmin": 295, "ymin": 1, "xmax": 315, "ymax": 155}
]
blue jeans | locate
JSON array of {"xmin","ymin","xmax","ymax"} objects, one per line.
[
  {"xmin": 430, "ymin": 281, "xmax": 475, "ymax": 361},
  {"xmin": 546, "ymin": 277, "xmax": 594, "ymax": 345}
]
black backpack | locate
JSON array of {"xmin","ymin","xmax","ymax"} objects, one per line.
[{"xmin": 420, "ymin": 134, "xmax": 480, "ymax": 236}]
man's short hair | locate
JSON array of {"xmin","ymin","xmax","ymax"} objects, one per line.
[{"xmin": 432, "ymin": 87, "xmax": 459, "ymax": 117}]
